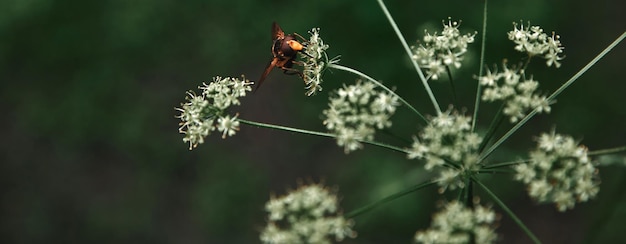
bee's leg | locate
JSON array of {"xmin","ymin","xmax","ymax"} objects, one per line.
[
  {"xmin": 281, "ymin": 67, "xmax": 303, "ymax": 78},
  {"xmin": 293, "ymin": 33, "xmax": 308, "ymax": 43}
]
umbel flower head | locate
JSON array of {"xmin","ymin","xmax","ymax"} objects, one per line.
[
  {"xmin": 411, "ymin": 18, "xmax": 476, "ymax": 80},
  {"xmin": 302, "ymin": 27, "xmax": 339, "ymax": 96},
  {"xmin": 176, "ymin": 76, "xmax": 252, "ymax": 150},
  {"xmin": 513, "ymin": 131, "xmax": 599, "ymax": 211},
  {"xmin": 323, "ymin": 80, "xmax": 400, "ymax": 153},
  {"xmin": 260, "ymin": 184, "xmax": 356, "ymax": 244},
  {"xmin": 415, "ymin": 201, "xmax": 499, "ymax": 244},
  {"xmin": 479, "ymin": 62, "xmax": 551, "ymax": 123},
  {"xmin": 508, "ymin": 21, "xmax": 565, "ymax": 68},
  {"xmin": 407, "ymin": 110, "xmax": 483, "ymax": 193}
]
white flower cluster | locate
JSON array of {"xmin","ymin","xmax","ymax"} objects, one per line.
[
  {"xmin": 415, "ymin": 201, "xmax": 498, "ymax": 244},
  {"xmin": 176, "ymin": 76, "xmax": 252, "ymax": 150},
  {"xmin": 260, "ymin": 184, "xmax": 356, "ymax": 244},
  {"xmin": 508, "ymin": 21, "xmax": 565, "ymax": 68},
  {"xmin": 480, "ymin": 63, "xmax": 551, "ymax": 123},
  {"xmin": 323, "ymin": 80, "xmax": 400, "ymax": 153},
  {"xmin": 411, "ymin": 18, "xmax": 476, "ymax": 80},
  {"xmin": 302, "ymin": 28, "xmax": 337, "ymax": 96},
  {"xmin": 513, "ymin": 131, "xmax": 599, "ymax": 212},
  {"xmin": 407, "ymin": 111, "xmax": 483, "ymax": 193}
]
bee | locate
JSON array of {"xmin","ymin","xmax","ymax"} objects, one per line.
[{"xmin": 255, "ymin": 22, "xmax": 308, "ymax": 91}]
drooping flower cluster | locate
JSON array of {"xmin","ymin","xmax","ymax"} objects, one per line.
[
  {"xmin": 415, "ymin": 201, "xmax": 499, "ymax": 244},
  {"xmin": 302, "ymin": 28, "xmax": 338, "ymax": 96},
  {"xmin": 508, "ymin": 21, "xmax": 565, "ymax": 68},
  {"xmin": 176, "ymin": 76, "xmax": 252, "ymax": 150},
  {"xmin": 323, "ymin": 80, "xmax": 400, "ymax": 153},
  {"xmin": 480, "ymin": 62, "xmax": 551, "ymax": 123},
  {"xmin": 411, "ymin": 18, "xmax": 476, "ymax": 80},
  {"xmin": 513, "ymin": 131, "xmax": 599, "ymax": 211},
  {"xmin": 407, "ymin": 111, "xmax": 483, "ymax": 192},
  {"xmin": 260, "ymin": 184, "xmax": 356, "ymax": 244}
]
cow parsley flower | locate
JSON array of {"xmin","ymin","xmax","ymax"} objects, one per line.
[
  {"xmin": 411, "ymin": 18, "xmax": 476, "ymax": 80},
  {"xmin": 479, "ymin": 62, "xmax": 551, "ymax": 123},
  {"xmin": 508, "ymin": 21, "xmax": 565, "ymax": 68},
  {"xmin": 323, "ymin": 80, "xmax": 400, "ymax": 153},
  {"xmin": 415, "ymin": 201, "xmax": 499, "ymax": 244},
  {"xmin": 176, "ymin": 76, "xmax": 252, "ymax": 150},
  {"xmin": 260, "ymin": 184, "xmax": 356, "ymax": 244},
  {"xmin": 513, "ymin": 131, "xmax": 599, "ymax": 211},
  {"xmin": 407, "ymin": 110, "xmax": 483, "ymax": 192},
  {"xmin": 302, "ymin": 27, "xmax": 339, "ymax": 96}
]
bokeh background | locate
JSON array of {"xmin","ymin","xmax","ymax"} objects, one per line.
[{"xmin": 1, "ymin": 0, "xmax": 625, "ymax": 243}]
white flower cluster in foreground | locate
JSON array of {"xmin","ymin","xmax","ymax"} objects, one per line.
[
  {"xmin": 407, "ymin": 111, "xmax": 483, "ymax": 193},
  {"xmin": 479, "ymin": 63, "xmax": 551, "ymax": 123},
  {"xmin": 508, "ymin": 21, "xmax": 565, "ymax": 68},
  {"xmin": 514, "ymin": 131, "xmax": 599, "ymax": 211},
  {"xmin": 260, "ymin": 184, "xmax": 356, "ymax": 244},
  {"xmin": 415, "ymin": 201, "xmax": 498, "ymax": 244},
  {"xmin": 411, "ymin": 18, "xmax": 476, "ymax": 80},
  {"xmin": 176, "ymin": 76, "xmax": 252, "ymax": 149},
  {"xmin": 323, "ymin": 80, "xmax": 400, "ymax": 153},
  {"xmin": 302, "ymin": 28, "xmax": 337, "ymax": 96}
]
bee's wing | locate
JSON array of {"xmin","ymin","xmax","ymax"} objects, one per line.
[
  {"xmin": 255, "ymin": 58, "xmax": 277, "ymax": 92},
  {"xmin": 272, "ymin": 22, "xmax": 285, "ymax": 41}
]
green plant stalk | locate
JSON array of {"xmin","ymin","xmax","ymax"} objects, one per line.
[
  {"xmin": 547, "ymin": 32, "xmax": 625, "ymax": 101},
  {"xmin": 238, "ymin": 118, "xmax": 409, "ymax": 154},
  {"xmin": 445, "ymin": 65, "xmax": 459, "ymax": 107},
  {"xmin": 588, "ymin": 145, "xmax": 626, "ymax": 156},
  {"xmin": 482, "ymin": 159, "xmax": 531, "ymax": 169},
  {"xmin": 478, "ymin": 169, "xmax": 515, "ymax": 174},
  {"xmin": 478, "ymin": 103, "xmax": 505, "ymax": 154},
  {"xmin": 473, "ymin": 176, "xmax": 541, "ymax": 244},
  {"xmin": 345, "ymin": 180, "xmax": 439, "ymax": 218},
  {"xmin": 376, "ymin": 0, "xmax": 442, "ymax": 115},
  {"xmin": 472, "ymin": 0, "xmax": 489, "ymax": 132},
  {"xmin": 479, "ymin": 32, "xmax": 626, "ymax": 162},
  {"xmin": 464, "ymin": 175, "xmax": 473, "ymax": 208},
  {"xmin": 328, "ymin": 63, "xmax": 427, "ymax": 123}
]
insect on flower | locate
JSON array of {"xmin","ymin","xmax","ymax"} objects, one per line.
[{"xmin": 256, "ymin": 22, "xmax": 310, "ymax": 91}]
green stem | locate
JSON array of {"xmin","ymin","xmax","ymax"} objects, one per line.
[
  {"xmin": 238, "ymin": 119, "xmax": 409, "ymax": 154},
  {"xmin": 445, "ymin": 65, "xmax": 458, "ymax": 107},
  {"xmin": 472, "ymin": 0, "xmax": 488, "ymax": 132},
  {"xmin": 376, "ymin": 0, "xmax": 442, "ymax": 115},
  {"xmin": 473, "ymin": 177, "xmax": 541, "ymax": 244},
  {"xmin": 479, "ymin": 32, "xmax": 626, "ymax": 163},
  {"xmin": 464, "ymin": 176, "xmax": 474, "ymax": 208},
  {"xmin": 547, "ymin": 32, "xmax": 626, "ymax": 102},
  {"xmin": 345, "ymin": 180, "xmax": 439, "ymax": 218},
  {"xmin": 482, "ymin": 159, "xmax": 530, "ymax": 169},
  {"xmin": 328, "ymin": 63, "xmax": 427, "ymax": 123},
  {"xmin": 588, "ymin": 145, "xmax": 626, "ymax": 156},
  {"xmin": 478, "ymin": 103, "xmax": 505, "ymax": 154},
  {"xmin": 522, "ymin": 54, "xmax": 533, "ymax": 71},
  {"xmin": 478, "ymin": 169, "xmax": 515, "ymax": 174}
]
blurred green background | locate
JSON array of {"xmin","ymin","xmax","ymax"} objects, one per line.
[{"xmin": 1, "ymin": 0, "xmax": 625, "ymax": 243}]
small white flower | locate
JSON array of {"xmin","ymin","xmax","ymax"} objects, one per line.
[
  {"xmin": 216, "ymin": 114, "xmax": 240, "ymax": 139},
  {"xmin": 415, "ymin": 201, "xmax": 499, "ymax": 244},
  {"xmin": 513, "ymin": 131, "xmax": 599, "ymax": 211},
  {"xmin": 323, "ymin": 80, "xmax": 399, "ymax": 153},
  {"xmin": 261, "ymin": 184, "xmax": 356, "ymax": 244},
  {"xmin": 407, "ymin": 110, "xmax": 483, "ymax": 192},
  {"xmin": 411, "ymin": 18, "xmax": 477, "ymax": 81},
  {"xmin": 508, "ymin": 21, "xmax": 565, "ymax": 68},
  {"xmin": 176, "ymin": 76, "xmax": 252, "ymax": 149},
  {"xmin": 302, "ymin": 28, "xmax": 339, "ymax": 96},
  {"xmin": 478, "ymin": 62, "xmax": 551, "ymax": 123}
]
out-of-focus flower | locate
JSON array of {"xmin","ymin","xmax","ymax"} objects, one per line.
[{"xmin": 176, "ymin": 76, "xmax": 252, "ymax": 149}]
